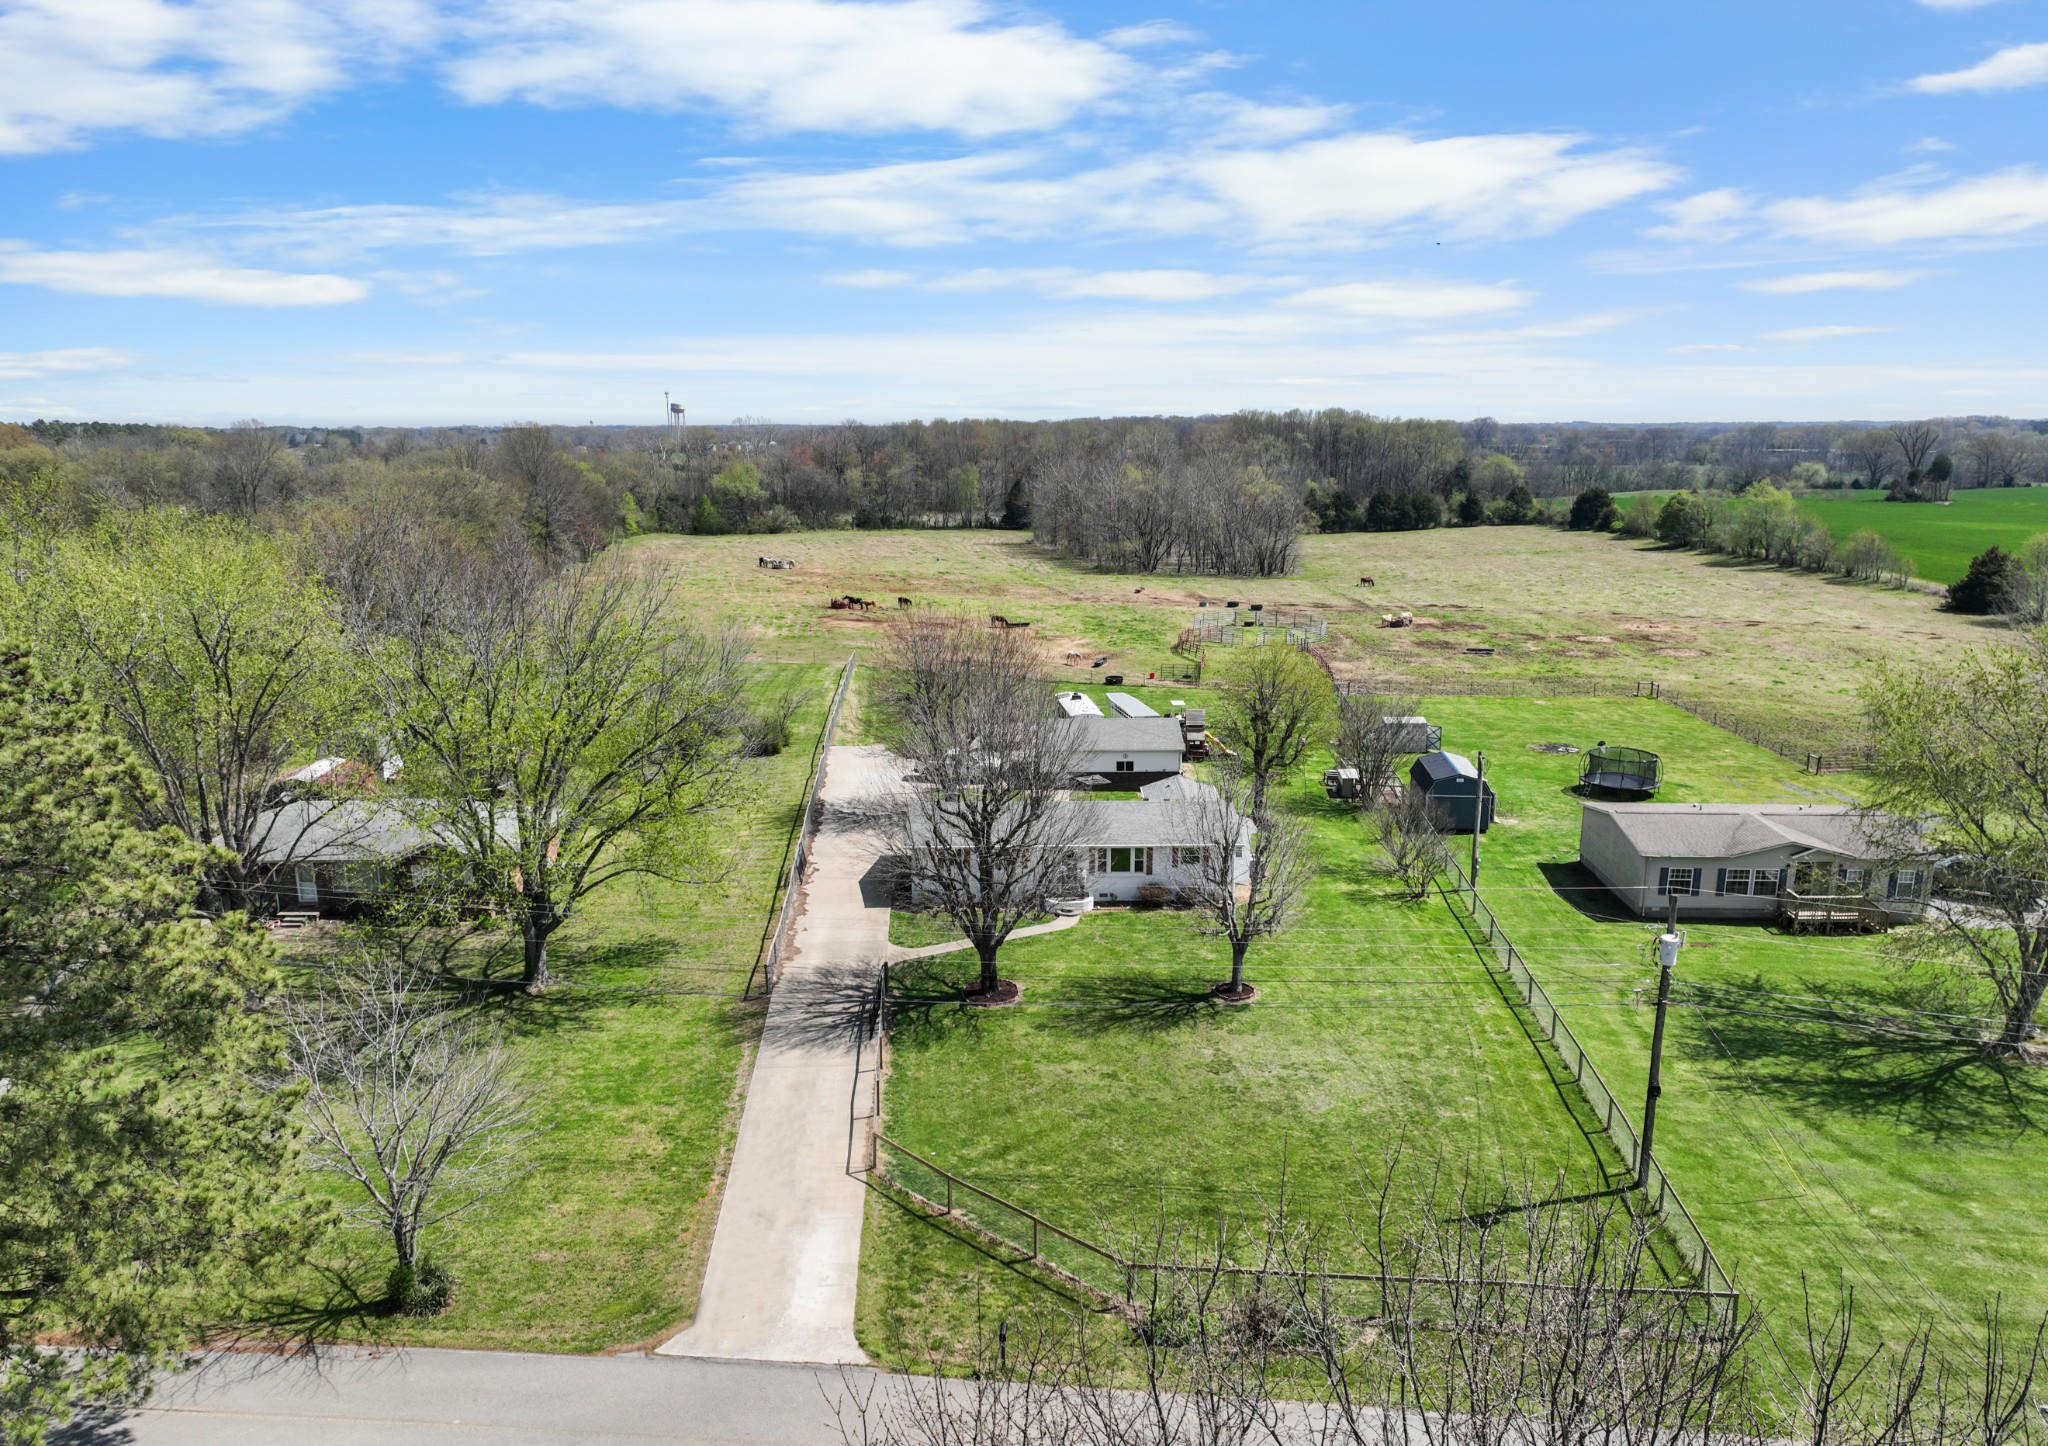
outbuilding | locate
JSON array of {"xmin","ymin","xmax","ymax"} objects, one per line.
[
  {"xmin": 1408, "ymin": 751, "xmax": 1497, "ymax": 833},
  {"xmin": 1062, "ymin": 715, "xmax": 1187, "ymax": 788}
]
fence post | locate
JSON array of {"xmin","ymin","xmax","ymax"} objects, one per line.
[
  {"xmin": 1032, "ymin": 1217, "xmax": 1040, "ymax": 1260},
  {"xmin": 945, "ymin": 1175, "xmax": 954, "ymax": 1213}
]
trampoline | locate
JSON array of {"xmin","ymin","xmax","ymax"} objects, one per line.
[{"xmin": 1580, "ymin": 744, "xmax": 1662, "ymax": 795}]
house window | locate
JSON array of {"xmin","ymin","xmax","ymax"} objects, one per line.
[
  {"xmin": 295, "ymin": 864, "xmax": 318, "ymax": 904},
  {"xmin": 1114, "ymin": 759, "xmax": 1135, "ymax": 773},
  {"xmin": 1724, "ymin": 868, "xmax": 1753, "ymax": 896},
  {"xmin": 1172, "ymin": 846, "xmax": 1207, "ymax": 868},
  {"xmin": 1664, "ymin": 867, "xmax": 1695, "ymax": 896},
  {"xmin": 1097, "ymin": 847, "xmax": 1151, "ymax": 874},
  {"xmin": 1890, "ymin": 869, "xmax": 1923, "ymax": 899},
  {"xmin": 1840, "ymin": 866, "xmax": 1868, "ymax": 891}
]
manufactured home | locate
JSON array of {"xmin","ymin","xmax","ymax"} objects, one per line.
[
  {"xmin": 1062, "ymin": 714, "xmax": 1187, "ymax": 788},
  {"xmin": 1578, "ymin": 802, "xmax": 1926, "ymax": 925}
]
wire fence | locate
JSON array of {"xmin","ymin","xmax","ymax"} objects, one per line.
[
  {"xmin": 1433, "ymin": 852, "xmax": 1731, "ymax": 1296},
  {"xmin": 861, "ymin": 950, "xmax": 1740, "ymax": 1321},
  {"xmin": 1340, "ymin": 674, "xmax": 1872, "ymax": 775},
  {"xmin": 746, "ymin": 652, "xmax": 857, "ymax": 997}
]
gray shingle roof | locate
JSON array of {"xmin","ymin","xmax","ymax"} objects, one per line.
[
  {"xmin": 247, "ymin": 800, "xmax": 518, "ymax": 865},
  {"xmin": 1583, "ymin": 802, "xmax": 1896, "ymax": 861},
  {"xmin": 1060, "ymin": 715, "xmax": 1186, "ymax": 753}
]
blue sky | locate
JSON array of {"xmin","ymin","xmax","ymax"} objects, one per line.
[{"xmin": 3, "ymin": 0, "xmax": 2047, "ymax": 425}]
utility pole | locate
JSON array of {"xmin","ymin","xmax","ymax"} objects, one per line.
[
  {"xmin": 1638, "ymin": 919, "xmax": 1680, "ymax": 1192},
  {"xmin": 1469, "ymin": 751, "xmax": 1486, "ymax": 890}
]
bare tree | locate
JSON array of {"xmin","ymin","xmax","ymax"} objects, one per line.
[
  {"xmin": 1374, "ymin": 785, "xmax": 1450, "ymax": 899},
  {"xmin": 880, "ymin": 613, "xmax": 1086, "ymax": 1004},
  {"xmin": 1214, "ymin": 645, "xmax": 1334, "ymax": 817},
  {"xmin": 210, "ymin": 420, "xmax": 296, "ymax": 514},
  {"xmin": 1179, "ymin": 768, "xmax": 1315, "ymax": 1001},
  {"xmin": 359, "ymin": 551, "xmax": 748, "ymax": 991},
  {"xmin": 284, "ymin": 944, "xmax": 538, "ymax": 1309},
  {"xmin": 1333, "ymin": 691, "xmax": 1421, "ymax": 805},
  {"xmin": 1842, "ymin": 430, "xmax": 1901, "ymax": 492},
  {"xmin": 1890, "ymin": 422, "xmax": 1944, "ymax": 485}
]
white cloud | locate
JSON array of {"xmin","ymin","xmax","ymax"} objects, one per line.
[
  {"xmin": 0, "ymin": 244, "xmax": 369, "ymax": 305},
  {"xmin": 1283, "ymin": 279, "xmax": 1533, "ymax": 319},
  {"xmin": 824, "ymin": 269, "xmax": 919, "ymax": 288},
  {"xmin": 1761, "ymin": 325, "xmax": 1892, "ymax": 342},
  {"xmin": 1103, "ymin": 20, "xmax": 1202, "ymax": 48},
  {"xmin": 444, "ymin": 0, "xmax": 1131, "ymax": 138},
  {"xmin": 0, "ymin": 347, "xmax": 138, "ymax": 380},
  {"xmin": 1667, "ymin": 343, "xmax": 1745, "ymax": 354},
  {"xmin": 202, "ymin": 193, "xmax": 692, "ymax": 260},
  {"xmin": 1915, "ymin": 0, "xmax": 2007, "ymax": 10},
  {"xmin": 1188, "ymin": 133, "xmax": 1676, "ymax": 248},
  {"xmin": 1646, "ymin": 188, "xmax": 1756, "ymax": 242},
  {"xmin": 1763, "ymin": 166, "xmax": 2048, "ymax": 245},
  {"xmin": 926, "ymin": 267, "xmax": 1274, "ymax": 301},
  {"xmin": 1740, "ymin": 269, "xmax": 1928, "ymax": 292},
  {"xmin": 724, "ymin": 132, "xmax": 1672, "ymax": 250},
  {"xmin": 0, "ymin": 0, "xmax": 430, "ymax": 154},
  {"xmin": 1910, "ymin": 41, "xmax": 2048, "ymax": 93}
]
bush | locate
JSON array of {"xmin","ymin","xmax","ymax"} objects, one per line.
[
  {"xmin": 1834, "ymin": 529, "xmax": 1912, "ymax": 586},
  {"xmin": 756, "ymin": 504, "xmax": 802, "ymax": 534},
  {"xmin": 1946, "ymin": 546, "xmax": 2018, "ymax": 614},
  {"xmin": 387, "ymin": 1259, "xmax": 455, "ymax": 1317},
  {"xmin": 1655, "ymin": 492, "xmax": 1712, "ymax": 548},
  {"xmin": 1492, "ymin": 482, "xmax": 1534, "ymax": 525},
  {"xmin": 1617, "ymin": 493, "xmax": 1660, "ymax": 539},
  {"xmin": 1453, "ymin": 491, "xmax": 1485, "ymax": 526},
  {"xmin": 1567, "ymin": 487, "xmax": 1618, "ymax": 531}
]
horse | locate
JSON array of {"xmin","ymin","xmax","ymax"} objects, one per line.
[{"xmin": 1359, "ymin": 576, "xmax": 1375, "ymax": 587}]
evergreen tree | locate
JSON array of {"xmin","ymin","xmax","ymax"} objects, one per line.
[
  {"xmin": 1454, "ymin": 491, "xmax": 1486, "ymax": 526},
  {"xmin": 1495, "ymin": 482, "xmax": 1535, "ymax": 524},
  {"xmin": 1568, "ymin": 487, "xmax": 1618, "ymax": 531},
  {"xmin": 0, "ymin": 647, "xmax": 317, "ymax": 1443},
  {"xmin": 1946, "ymin": 546, "xmax": 2018, "ymax": 614}
]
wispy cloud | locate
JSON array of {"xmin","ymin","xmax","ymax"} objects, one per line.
[
  {"xmin": 0, "ymin": 244, "xmax": 369, "ymax": 305},
  {"xmin": 1283, "ymin": 279, "xmax": 1534, "ymax": 319},
  {"xmin": 1740, "ymin": 269, "xmax": 1928, "ymax": 292},
  {"xmin": 1761, "ymin": 325, "xmax": 1891, "ymax": 342},
  {"xmin": 0, "ymin": 347, "xmax": 138, "ymax": 379},
  {"xmin": 1909, "ymin": 41, "xmax": 2048, "ymax": 93},
  {"xmin": 1764, "ymin": 166, "xmax": 2048, "ymax": 245},
  {"xmin": 1914, "ymin": 0, "xmax": 2007, "ymax": 11},
  {"xmin": 1667, "ymin": 342, "xmax": 1745, "ymax": 354},
  {"xmin": 444, "ymin": 0, "xmax": 1132, "ymax": 138},
  {"xmin": 924, "ymin": 268, "xmax": 1275, "ymax": 301}
]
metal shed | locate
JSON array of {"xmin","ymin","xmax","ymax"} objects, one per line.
[
  {"xmin": 1106, "ymin": 691, "xmax": 1160, "ymax": 718},
  {"xmin": 1408, "ymin": 751, "xmax": 1497, "ymax": 833}
]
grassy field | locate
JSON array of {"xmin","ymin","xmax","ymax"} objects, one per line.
[
  {"xmin": 1418, "ymin": 694, "xmax": 2048, "ymax": 1339},
  {"xmin": 857, "ymin": 756, "xmax": 1622, "ymax": 1367},
  {"xmin": 272, "ymin": 662, "xmax": 837, "ymax": 1352},
  {"xmin": 1801, "ymin": 487, "xmax": 2048, "ymax": 584},
  {"xmin": 626, "ymin": 527, "xmax": 1997, "ymax": 745}
]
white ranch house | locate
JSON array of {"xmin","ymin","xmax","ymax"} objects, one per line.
[
  {"xmin": 907, "ymin": 775, "xmax": 1255, "ymax": 907},
  {"xmin": 1578, "ymin": 802, "xmax": 1927, "ymax": 924}
]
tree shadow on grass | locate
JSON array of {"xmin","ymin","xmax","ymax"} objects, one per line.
[
  {"xmin": 1677, "ymin": 975, "xmax": 2048, "ymax": 1143},
  {"xmin": 1056, "ymin": 969, "xmax": 1220, "ymax": 1037},
  {"xmin": 224, "ymin": 1260, "xmax": 398, "ymax": 1359}
]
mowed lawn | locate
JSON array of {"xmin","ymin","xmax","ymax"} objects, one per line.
[
  {"xmin": 1801, "ymin": 486, "xmax": 2048, "ymax": 584},
  {"xmin": 1420, "ymin": 694, "xmax": 2048, "ymax": 1338},
  {"xmin": 625, "ymin": 527, "xmax": 1993, "ymax": 749},
  {"xmin": 858, "ymin": 761, "xmax": 1620, "ymax": 1366},
  {"xmin": 277, "ymin": 662, "xmax": 839, "ymax": 1352}
]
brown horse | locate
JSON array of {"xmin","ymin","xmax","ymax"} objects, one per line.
[{"xmin": 1359, "ymin": 576, "xmax": 1375, "ymax": 587}]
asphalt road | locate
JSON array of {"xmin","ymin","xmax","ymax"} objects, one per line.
[{"xmin": 56, "ymin": 1349, "xmax": 876, "ymax": 1446}]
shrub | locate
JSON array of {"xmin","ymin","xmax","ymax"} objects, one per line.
[
  {"xmin": 1835, "ymin": 529, "xmax": 1912, "ymax": 586},
  {"xmin": 1655, "ymin": 492, "xmax": 1712, "ymax": 548},
  {"xmin": 1567, "ymin": 487, "xmax": 1618, "ymax": 531},
  {"xmin": 387, "ymin": 1259, "xmax": 455, "ymax": 1317},
  {"xmin": 1617, "ymin": 493, "xmax": 1660, "ymax": 539},
  {"xmin": 1946, "ymin": 546, "xmax": 2018, "ymax": 614},
  {"xmin": 1492, "ymin": 482, "xmax": 1535, "ymax": 524}
]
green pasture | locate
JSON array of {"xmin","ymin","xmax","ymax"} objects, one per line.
[
  {"xmin": 1800, "ymin": 486, "xmax": 2048, "ymax": 583},
  {"xmin": 1422, "ymin": 694, "xmax": 2048, "ymax": 1338}
]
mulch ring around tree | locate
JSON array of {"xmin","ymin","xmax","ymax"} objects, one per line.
[
  {"xmin": 1210, "ymin": 982, "xmax": 1258, "ymax": 1004},
  {"xmin": 963, "ymin": 979, "xmax": 1024, "ymax": 1007}
]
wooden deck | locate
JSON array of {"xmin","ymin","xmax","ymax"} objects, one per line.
[{"xmin": 1778, "ymin": 891, "xmax": 1889, "ymax": 932}]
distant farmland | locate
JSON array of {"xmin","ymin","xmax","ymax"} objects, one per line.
[{"xmin": 1801, "ymin": 486, "xmax": 2048, "ymax": 583}]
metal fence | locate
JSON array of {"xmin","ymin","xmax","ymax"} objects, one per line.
[
  {"xmin": 1342, "ymin": 674, "xmax": 1872, "ymax": 775},
  {"xmin": 746, "ymin": 652, "xmax": 857, "ymax": 997},
  {"xmin": 1434, "ymin": 853, "xmax": 1731, "ymax": 1295}
]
